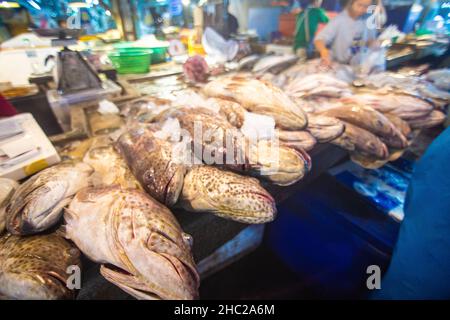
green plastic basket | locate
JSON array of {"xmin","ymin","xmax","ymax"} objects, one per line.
[
  {"xmin": 149, "ymin": 46, "xmax": 167, "ymax": 64},
  {"xmin": 108, "ymin": 49, "xmax": 152, "ymax": 74}
]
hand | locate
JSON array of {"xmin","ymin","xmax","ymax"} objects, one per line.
[
  {"xmin": 368, "ymin": 39, "xmax": 382, "ymax": 48},
  {"xmin": 320, "ymin": 49, "xmax": 332, "ymax": 67}
]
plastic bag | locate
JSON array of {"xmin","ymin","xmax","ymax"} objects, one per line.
[
  {"xmin": 202, "ymin": 27, "xmax": 239, "ymax": 62},
  {"xmin": 350, "ymin": 46, "xmax": 386, "ymax": 78}
]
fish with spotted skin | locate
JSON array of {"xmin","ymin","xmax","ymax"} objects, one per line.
[
  {"xmin": 5, "ymin": 161, "xmax": 93, "ymax": 235},
  {"xmin": 116, "ymin": 127, "xmax": 186, "ymax": 207},
  {"xmin": 180, "ymin": 166, "xmax": 277, "ymax": 224},
  {"xmin": 0, "ymin": 233, "xmax": 81, "ymax": 299},
  {"xmin": 65, "ymin": 186, "xmax": 199, "ymax": 300}
]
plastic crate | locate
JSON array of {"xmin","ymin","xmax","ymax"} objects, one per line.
[{"xmin": 108, "ymin": 49, "xmax": 152, "ymax": 74}]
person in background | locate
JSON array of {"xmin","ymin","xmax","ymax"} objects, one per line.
[
  {"xmin": 294, "ymin": 0, "xmax": 329, "ymax": 60},
  {"xmin": 221, "ymin": 1, "xmax": 239, "ymax": 39},
  {"xmin": 314, "ymin": 0, "xmax": 383, "ymax": 65},
  {"xmin": 371, "ymin": 126, "xmax": 450, "ymax": 299}
]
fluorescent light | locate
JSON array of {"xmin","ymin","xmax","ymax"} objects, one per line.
[
  {"xmin": 69, "ymin": 1, "xmax": 89, "ymax": 8},
  {"xmin": 28, "ymin": 0, "xmax": 41, "ymax": 10},
  {"xmin": 105, "ymin": 9, "xmax": 111, "ymax": 16},
  {"xmin": 0, "ymin": 1, "xmax": 20, "ymax": 8}
]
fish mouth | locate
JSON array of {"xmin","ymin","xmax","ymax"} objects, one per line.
[
  {"xmin": 101, "ymin": 264, "xmax": 163, "ymax": 300},
  {"xmin": 163, "ymin": 168, "xmax": 184, "ymax": 206},
  {"xmin": 248, "ymin": 191, "xmax": 275, "ymax": 205}
]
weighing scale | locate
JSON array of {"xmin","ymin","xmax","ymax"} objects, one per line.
[{"xmin": 32, "ymin": 28, "xmax": 102, "ymax": 95}]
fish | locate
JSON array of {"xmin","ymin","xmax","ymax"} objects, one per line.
[
  {"xmin": 247, "ymin": 140, "xmax": 312, "ymax": 186},
  {"xmin": 425, "ymin": 69, "xmax": 450, "ymax": 91},
  {"xmin": 116, "ymin": 127, "xmax": 186, "ymax": 207},
  {"xmin": 318, "ymin": 104, "xmax": 408, "ymax": 149},
  {"xmin": 122, "ymin": 96, "xmax": 173, "ymax": 124},
  {"xmin": 202, "ymin": 76, "xmax": 308, "ymax": 130},
  {"xmin": 252, "ymin": 54, "xmax": 299, "ymax": 74},
  {"xmin": 349, "ymin": 152, "xmax": 390, "ymax": 170},
  {"xmin": 384, "ymin": 114, "xmax": 412, "ymax": 140},
  {"xmin": 152, "ymin": 107, "xmax": 248, "ymax": 171},
  {"xmin": 306, "ymin": 114, "xmax": 346, "ymax": 143},
  {"xmin": 0, "ymin": 179, "xmax": 19, "ymax": 234},
  {"xmin": 83, "ymin": 138, "xmax": 142, "ymax": 190},
  {"xmin": 213, "ymin": 98, "xmax": 246, "ymax": 128},
  {"xmin": 65, "ymin": 186, "xmax": 199, "ymax": 300},
  {"xmin": 285, "ymin": 74, "xmax": 351, "ymax": 98},
  {"xmin": 275, "ymin": 130, "xmax": 317, "ymax": 151},
  {"xmin": 331, "ymin": 122, "xmax": 389, "ymax": 160},
  {"xmin": 180, "ymin": 165, "xmax": 277, "ymax": 224},
  {"xmin": 0, "ymin": 233, "xmax": 81, "ymax": 300},
  {"xmin": 407, "ymin": 110, "xmax": 446, "ymax": 130},
  {"xmin": 5, "ymin": 161, "xmax": 93, "ymax": 235},
  {"xmin": 341, "ymin": 93, "xmax": 434, "ymax": 121},
  {"xmin": 238, "ymin": 54, "xmax": 261, "ymax": 71}
]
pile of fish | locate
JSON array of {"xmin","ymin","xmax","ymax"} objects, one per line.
[
  {"xmin": 268, "ymin": 60, "xmax": 449, "ymax": 168},
  {"xmin": 0, "ymin": 159, "xmax": 199, "ymax": 300},
  {"xmin": 0, "ymin": 58, "xmax": 447, "ymax": 300},
  {"xmin": 285, "ymin": 74, "xmax": 352, "ymax": 99}
]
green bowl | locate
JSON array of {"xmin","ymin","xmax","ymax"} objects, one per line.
[
  {"xmin": 108, "ymin": 49, "xmax": 152, "ymax": 74},
  {"xmin": 149, "ymin": 46, "xmax": 167, "ymax": 64}
]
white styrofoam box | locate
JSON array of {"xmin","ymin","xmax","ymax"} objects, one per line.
[
  {"xmin": 0, "ymin": 47, "xmax": 59, "ymax": 86},
  {"xmin": 0, "ymin": 113, "xmax": 60, "ymax": 181}
]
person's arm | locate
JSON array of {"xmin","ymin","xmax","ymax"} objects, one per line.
[
  {"xmin": 314, "ymin": 39, "xmax": 331, "ymax": 66},
  {"xmin": 314, "ymin": 16, "xmax": 339, "ymax": 66}
]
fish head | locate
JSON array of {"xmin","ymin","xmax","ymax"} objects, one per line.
[
  {"xmin": 66, "ymin": 187, "xmax": 199, "ymax": 300},
  {"xmin": 6, "ymin": 180, "xmax": 69, "ymax": 235},
  {"xmin": 6, "ymin": 162, "xmax": 93, "ymax": 235},
  {"xmin": 181, "ymin": 166, "xmax": 277, "ymax": 224},
  {"xmin": 116, "ymin": 129, "xmax": 186, "ymax": 206},
  {"xmin": 249, "ymin": 140, "xmax": 312, "ymax": 186}
]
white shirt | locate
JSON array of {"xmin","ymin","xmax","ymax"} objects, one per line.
[{"xmin": 315, "ymin": 9, "xmax": 377, "ymax": 64}]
